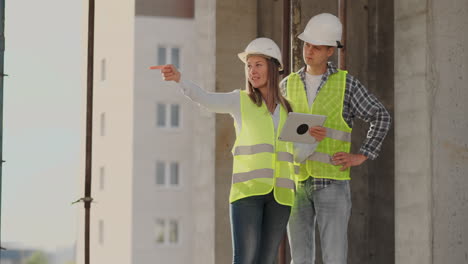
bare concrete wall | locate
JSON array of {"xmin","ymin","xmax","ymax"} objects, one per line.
[
  {"xmin": 365, "ymin": 1, "xmax": 395, "ymax": 263},
  {"xmin": 395, "ymin": 0, "xmax": 468, "ymax": 263},
  {"xmin": 257, "ymin": 0, "xmax": 283, "ymax": 49},
  {"xmin": 429, "ymin": 0, "xmax": 468, "ymax": 263}
]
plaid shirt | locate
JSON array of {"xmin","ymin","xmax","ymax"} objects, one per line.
[{"xmin": 281, "ymin": 62, "xmax": 392, "ymax": 190}]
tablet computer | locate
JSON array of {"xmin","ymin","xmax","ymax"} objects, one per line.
[{"xmin": 278, "ymin": 112, "xmax": 327, "ymax": 144}]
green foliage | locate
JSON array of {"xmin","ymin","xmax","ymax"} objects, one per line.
[{"xmin": 25, "ymin": 251, "xmax": 49, "ymax": 264}]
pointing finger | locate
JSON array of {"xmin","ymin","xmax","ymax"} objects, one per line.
[{"xmin": 149, "ymin": 65, "xmax": 165, "ymax": 70}]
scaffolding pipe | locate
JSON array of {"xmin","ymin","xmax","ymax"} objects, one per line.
[
  {"xmin": 338, "ymin": 0, "xmax": 347, "ymax": 69},
  {"xmin": 0, "ymin": 0, "xmax": 6, "ymax": 252},
  {"xmin": 282, "ymin": 0, "xmax": 291, "ymax": 76},
  {"xmin": 84, "ymin": 0, "xmax": 95, "ymax": 263}
]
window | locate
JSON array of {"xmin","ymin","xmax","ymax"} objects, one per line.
[
  {"xmin": 157, "ymin": 45, "xmax": 181, "ymax": 69},
  {"xmin": 171, "ymin": 48, "xmax": 180, "ymax": 69},
  {"xmin": 170, "ymin": 104, "xmax": 180, "ymax": 127},
  {"xmin": 170, "ymin": 162, "xmax": 179, "ymax": 185},
  {"xmin": 156, "ymin": 161, "xmax": 166, "ymax": 185},
  {"xmin": 99, "ymin": 166, "xmax": 105, "ymax": 191},
  {"xmin": 155, "ymin": 218, "xmax": 179, "ymax": 245},
  {"xmin": 158, "ymin": 46, "xmax": 166, "ymax": 65},
  {"xmin": 156, "ymin": 161, "xmax": 180, "ymax": 187},
  {"xmin": 156, "ymin": 103, "xmax": 180, "ymax": 128},
  {"xmin": 100, "ymin": 112, "xmax": 106, "ymax": 136},
  {"xmin": 157, "ymin": 103, "xmax": 166, "ymax": 127},
  {"xmin": 100, "ymin": 58, "xmax": 106, "ymax": 81},
  {"xmin": 169, "ymin": 220, "xmax": 179, "ymax": 243},
  {"xmin": 155, "ymin": 219, "xmax": 165, "ymax": 244},
  {"xmin": 98, "ymin": 220, "xmax": 104, "ymax": 245}
]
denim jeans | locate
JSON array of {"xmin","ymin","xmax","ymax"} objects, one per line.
[
  {"xmin": 230, "ymin": 191, "xmax": 291, "ymax": 264},
  {"xmin": 287, "ymin": 178, "xmax": 352, "ymax": 264}
]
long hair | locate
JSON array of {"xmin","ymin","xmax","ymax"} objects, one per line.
[{"xmin": 246, "ymin": 56, "xmax": 293, "ymax": 113}]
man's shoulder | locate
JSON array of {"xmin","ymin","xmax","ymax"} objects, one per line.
[
  {"xmin": 280, "ymin": 71, "xmax": 305, "ymax": 91},
  {"xmin": 337, "ymin": 71, "xmax": 363, "ymax": 91}
]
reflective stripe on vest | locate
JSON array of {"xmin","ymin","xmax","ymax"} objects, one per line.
[
  {"xmin": 286, "ymin": 70, "xmax": 352, "ymax": 181},
  {"xmin": 232, "ymin": 168, "xmax": 274, "ymax": 184},
  {"xmin": 277, "ymin": 152, "xmax": 294, "ymax": 163},
  {"xmin": 276, "ymin": 177, "xmax": 295, "ymax": 190},
  {"xmin": 327, "ymin": 127, "xmax": 351, "ymax": 142},
  {"xmin": 233, "ymin": 144, "xmax": 274, "ymax": 155},
  {"xmin": 307, "ymin": 152, "xmax": 332, "ymax": 165},
  {"xmin": 230, "ymin": 91, "xmax": 295, "ymax": 206}
]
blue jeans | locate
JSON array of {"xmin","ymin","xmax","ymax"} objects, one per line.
[
  {"xmin": 287, "ymin": 178, "xmax": 352, "ymax": 264},
  {"xmin": 230, "ymin": 191, "xmax": 291, "ymax": 264}
]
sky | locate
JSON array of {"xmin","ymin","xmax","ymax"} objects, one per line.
[{"xmin": 2, "ymin": 0, "xmax": 83, "ymax": 251}]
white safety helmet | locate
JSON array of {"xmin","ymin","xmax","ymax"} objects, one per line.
[
  {"xmin": 238, "ymin": 37, "xmax": 283, "ymax": 71},
  {"xmin": 298, "ymin": 13, "xmax": 343, "ymax": 47}
]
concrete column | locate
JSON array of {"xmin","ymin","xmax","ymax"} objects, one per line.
[
  {"xmin": 192, "ymin": 0, "xmax": 216, "ymax": 264},
  {"xmin": 395, "ymin": 1, "xmax": 432, "ymax": 263},
  {"xmin": 395, "ymin": 0, "xmax": 468, "ymax": 263},
  {"xmin": 430, "ymin": 1, "xmax": 468, "ymax": 263}
]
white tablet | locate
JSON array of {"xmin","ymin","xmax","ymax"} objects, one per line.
[{"xmin": 278, "ymin": 112, "xmax": 327, "ymax": 144}]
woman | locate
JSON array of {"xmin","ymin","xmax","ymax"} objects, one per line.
[{"xmin": 158, "ymin": 38, "xmax": 296, "ymax": 264}]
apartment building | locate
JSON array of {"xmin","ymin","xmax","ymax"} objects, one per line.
[{"xmin": 76, "ymin": 1, "xmax": 215, "ymax": 263}]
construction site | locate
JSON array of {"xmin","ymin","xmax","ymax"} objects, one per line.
[{"xmin": 1, "ymin": 0, "xmax": 467, "ymax": 264}]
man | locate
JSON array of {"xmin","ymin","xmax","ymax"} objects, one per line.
[{"xmin": 282, "ymin": 13, "xmax": 391, "ymax": 264}]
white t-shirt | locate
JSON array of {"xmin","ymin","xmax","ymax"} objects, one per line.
[
  {"xmin": 305, "ymin": 73, "xmax": 323, "ymax": 107},
  {"xmin": 290, "ymin": 73, "xmax": 323, "ymax": 163}
]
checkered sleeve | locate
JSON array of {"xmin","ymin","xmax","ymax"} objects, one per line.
[
  {"xmin": 280, "ymin": 77, "xmax": 288, "ymax": 97},
  {"xmin": 344, "ymin": 75, "xmax": 392, "ymax": 160}
]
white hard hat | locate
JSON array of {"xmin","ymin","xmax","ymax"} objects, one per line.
[
  {"xmin": 298, "ymin": 13, "xmax": 343, "ymax": 47},
  {"xmin": 238, "ymin": 37, "xmax": 283, "ymax": 70}
]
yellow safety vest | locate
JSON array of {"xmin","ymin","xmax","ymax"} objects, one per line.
[
  {"xmin": 230, "ymin": 90, "xmax": 295, "ymax": 206},
  {"xmin": 286, "ymin": 70, "xmax": 352, "ymax": 181}
]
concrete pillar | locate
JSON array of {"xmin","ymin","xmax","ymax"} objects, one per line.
[
  {"xmin": 395, "ymin": 0, "xmax": 468, "ymax": 263},
  {"xmin": 430, "ymin": 1, "xmax": 468, "ymax": 262},
  {"xmin": 192, "ymin": 0, "xmax": 216, "ymax": 264}
]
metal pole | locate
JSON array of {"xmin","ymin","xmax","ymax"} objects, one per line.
[
  {"xmin": 338, "ymin": 0, "xmax": 347, "ymax": 69},
  {"xmin": 84, "ymin": 0, "xmax": 95, "ymax": 263},
  {"xmin": 282, "ymin": 0, "xmax": 291, "ymax": 76},
  {"xmin": 0, "ymin": 0, "xmax": 6, "ymax": 253}
]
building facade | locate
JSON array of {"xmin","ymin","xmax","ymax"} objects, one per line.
[{"xmin": 76, "ymin": 1, "xmax": 216, "ymax": 263}]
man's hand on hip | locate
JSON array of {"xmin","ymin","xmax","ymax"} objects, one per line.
[{"xmin": 332, "ymin": 152, "xmax": 368, "ymax": 171}]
